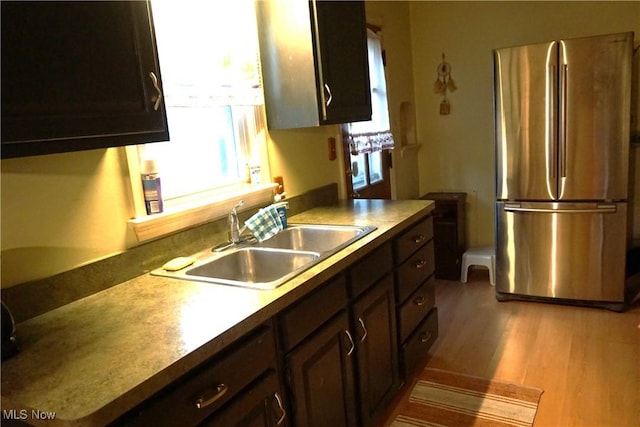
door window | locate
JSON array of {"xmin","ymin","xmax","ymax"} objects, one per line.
[{"xmin": 344, "ymin": 28, "xmax": 394, "ymax": 199}]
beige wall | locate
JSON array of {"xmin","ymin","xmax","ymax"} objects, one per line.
[
  {"xmin": 1, "ymin": 148, "xmax": 137, "ymax": 287},
  {"xmin": 0, "ymin": 125, "xmax": 346, "ymax": 287},
  {"xmin": 365, "ymin": 1, "xmax": 419, "ymax": 200},
  {"xmin": 267, "ymin": 126, "xmax": 344, "ymax": 199},
  {"xmin": 409, "ymin": 1, "xmax": 640, "ymax": 247}
]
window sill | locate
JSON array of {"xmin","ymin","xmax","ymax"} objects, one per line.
[{"xmin": 128, "ymin": 183, "xmax": 278, "ymax": 242}]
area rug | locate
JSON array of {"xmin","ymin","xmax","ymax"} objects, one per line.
[{"xmin": 391, "ymin": 368, "xmax": 543, "ymax": 427}]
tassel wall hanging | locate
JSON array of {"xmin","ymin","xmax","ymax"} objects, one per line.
[{"xmin": 433, "ymin": 53, "xmax": 457, "ymax": 115}]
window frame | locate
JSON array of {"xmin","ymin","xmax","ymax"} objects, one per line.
[
  {"xmin": 126, "ymin": 144, "xmax": 275, "ymax": 242},
  {"xmin": 125, "ymin": 0, "xmax": 274, "ymax": 243}
]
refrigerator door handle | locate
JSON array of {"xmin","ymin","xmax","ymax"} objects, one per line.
[
  {"xmin": 546, "ymin": 41, "xmax": 559, "ymax": 199},
  {"xmin": 559, "ymin": 63, "xmax": 568, "ymax": 179},
  {"xmin": 504, "ymin": 203, "xmax": 617, "ymax": 214},
  {"xmin": 548, "ymin": 63, "xmax": 558, "ymax": 180}
]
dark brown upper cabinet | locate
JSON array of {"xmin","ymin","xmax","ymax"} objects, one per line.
[
  {"xmin": 1, "ymin": 1, "xmax": 169, "ymax": 159},
  {"xmin": 256, "ymin": 0, "xmax": 372, "ymax": 130}
]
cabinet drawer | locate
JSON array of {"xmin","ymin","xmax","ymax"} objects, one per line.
[
  {"xmin": 398, "ymin": 276, "xmax": 436, "ymax": 343},
  {"xmin": 120, "ymin": 325, "xmax": 275, "ymax": 426},
  {"xmin": 401, "ymin": 308, "xmax": 438, "ymax": 379},
  {"xmin": 279, "ymin": 274, "xmax": 347, "ymax": 352},
  {"xmin": 200, "ymin": 370, "xmax": 285, "ymax": 427},
  {"xmin": 395, "ymin": 215, "xmax": 434, "ymax": 264},
  {"xmin": 396, "ymin": 241, "xmax": 435, "ymax": 303},
  {"xmin": 349, "ymin": 241, "xmax": 392, "ymax": 298}
]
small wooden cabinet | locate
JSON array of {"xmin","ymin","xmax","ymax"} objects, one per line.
[
  {"xmin": 256, "ymin": 0, "xmax": 371, "ymax": 130},
  {"xmin": 1, "ymin": 1, "xmax": 168, "ymax": 158},
  {"xmin": 393, "ymin": 214, "xmax": 439, "ymax": 379},
  {"xmin": 422, "ymin": 193, "xmax": 466, "ymax": 281}
]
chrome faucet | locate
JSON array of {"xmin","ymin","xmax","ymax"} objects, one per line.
[{"xmin": 228, "ymin": 200, "xmax": 244, "ymax": 244}]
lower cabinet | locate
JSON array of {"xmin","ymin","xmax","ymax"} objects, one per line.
[
  {"xmin": 279, "ymin": 242, "xmax": 399, "ymax": 427},
  {"xmin": 400, "ymin": 307, "xmax": 439, "ymax": 379},
  {"xmin": 113, "ymin": 323, "xmax": 284, "ymax": 427},
  {"xmin": 351, "ymin": 274, "xmax": 398, "ymax": 427},
  {"xmin": 111, "ymin": 215, "xmax": 437, "ymax": 427},
  {"xmin": 393, "ymin": 214, "xmax": 439, "ymax": 380},
  {"xmin": 285, "ymin": 310, "xmax": 358, "ymax": 427},
  {"xmin": 199, "ymin": 371, "xmax": 286, "ymax": 427}
]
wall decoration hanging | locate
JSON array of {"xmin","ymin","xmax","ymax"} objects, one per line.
[{"xmin": 433, "ymin": 53, "xmax": 457, "ymax": 115}]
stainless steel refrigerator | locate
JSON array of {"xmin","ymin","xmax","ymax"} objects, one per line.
[{"xmin": 493, "ymin": 32, "xmax": 633, "ymax": 311}]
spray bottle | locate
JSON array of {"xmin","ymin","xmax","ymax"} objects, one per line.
[{"xmin": 141, "ymin": 159, "xmax": 163, "ymax": 215}]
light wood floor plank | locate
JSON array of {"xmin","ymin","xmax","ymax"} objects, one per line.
[{"xmin": 381, "ymin": 270, "xmax": 640, "ymax": 427}]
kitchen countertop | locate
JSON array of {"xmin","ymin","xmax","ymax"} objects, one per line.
[{"xmin": 1, "ymin": 199, "xmax": 434, "ymax": 427}]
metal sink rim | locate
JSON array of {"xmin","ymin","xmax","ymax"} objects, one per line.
[{"xmin": 151, "ymin": 224, "xmax": 377, "ymax": 290}]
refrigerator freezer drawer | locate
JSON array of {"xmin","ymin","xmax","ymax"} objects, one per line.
[{"xmin": 496, "ymin": 202, "xmax": 627, "ymax": 303}]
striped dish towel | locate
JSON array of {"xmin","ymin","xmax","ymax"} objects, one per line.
[{"xmin": 245, "ymin": 205, "xmax": 283, "ymax": 242}]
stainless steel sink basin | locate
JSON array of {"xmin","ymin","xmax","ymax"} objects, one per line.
[
  {"xmin": 257, "ymin": 224, "xmax": 376, "ymax": 253},
  {"xmin": 152, "ymin": 224, "xmax": 376, "ymax": 290},
  {"xmin": 158, "ymin": 247, "xmax": 320, "ymax": 290}
]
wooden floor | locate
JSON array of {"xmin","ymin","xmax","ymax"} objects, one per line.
[{"xmin": 381, "ymin": 270, "xmax": 640, "ymax": 427}]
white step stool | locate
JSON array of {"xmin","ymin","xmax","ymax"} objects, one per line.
[{"xmin": 461, "ymin": 246, "xmax": 495, "ymax": 286}]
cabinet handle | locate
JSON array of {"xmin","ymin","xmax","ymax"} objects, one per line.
[
  {"xmin": 357, "ymin": 317, "xmax": 368, "ymax": 343},
  {"xmin": 414, "ymin": 259, "xmax": 427, "ymax": 269},
  {"xmin": 413, "ymin": 296, "xmax": 426, "ymax": 306},
  {"xmin": 274, "ymin": 392, "xmax": 287, "ymax": 425},
  {"xmin": 324, "ymin": 83, "xmax": 333, "ymax": 107},
  {"xmin": 194, "ymin": 383, "xmax": 228, "ymax": 409},
  {"xmin": 344, "ymin": 330, "xmax": 355, "ymax": 356},
  {"xmin": 149, "ymin": 71, "xmax": 163, "ymax": 111},
  {"xmin": 419, "ymin": 332, "xmax": 432, "ymax": 343},
  {"xmin": 413, "ymin": 234, "xmax": 426, "ymax": 244}
]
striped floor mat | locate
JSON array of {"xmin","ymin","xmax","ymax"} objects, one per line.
[{"xmin": 391, "ymin": 368, "xmax": 543, "ymax": 427}]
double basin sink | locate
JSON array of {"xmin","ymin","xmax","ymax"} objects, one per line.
[{"xmin": 152, "ymin": 224, "xmax": 376, "ymax": 290}]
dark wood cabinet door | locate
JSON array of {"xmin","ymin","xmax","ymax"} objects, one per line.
[
  {"xmin": 286, "ymin": 311, "xmax": 357, "ymax": 427},
  {"xmin": 351, "ymin": 274, "xmax": 399, "ymax": 427},
  {"xmin": 1, "ymin": 1, "xmax": 168, "ymax": 158},
  {"xmin": 314, "ymin": 0, "xmax": 371, "ymax": 125}
]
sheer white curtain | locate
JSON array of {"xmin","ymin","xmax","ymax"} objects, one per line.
[{"xmin": 347, "ymin": 29, "xmax": 394, "ymax": 154}]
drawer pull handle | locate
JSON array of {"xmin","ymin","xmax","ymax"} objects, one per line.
[
  {"xmin": 274, "ymin": 392, "xmax": 287, "ymax": 425},
  {"xmin": 357, "ymin": 317, "xmax": 368, "ymax": 343},
  {"xmin": 414, "ymin": 296, "xmax": 426, "ymax": 306},
  {"xmin": 415, "ymin": 259, "xmax": 427, "ymax": 269},
  {"xmin": 344, "ymin": 330, "xmax": 356, "ymax": 356},
  {"xmin": 419, "ymin": 332, "xmax": 432, "ymax": 343},
  {"xmin": 194, "ymin": 384, "xmax": 228, "ymax": 409},
  {"xmin": 413, "ymin": 234, "xmax": 426, "ymax": 244}
]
